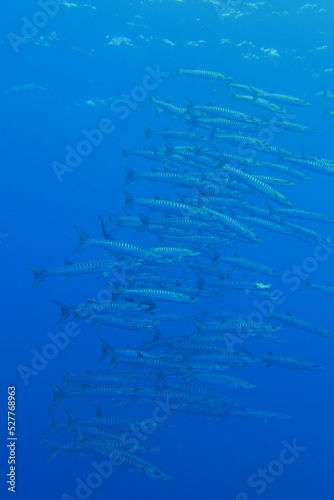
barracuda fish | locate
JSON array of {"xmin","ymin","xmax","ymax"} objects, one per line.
[
  {"xmin": 270, "ymin": 312, "xmax": 334, "ymax": 338},
  {"xmin": 259, "ymin": 352, "xmax": 325, "ymax": 371},
  {"xmin": 26, "ymin": 259, "xmax": 138, "ymax": 288},
  {"xmin": 203, "ymin": 208, "xmax": 262, "ymax": 243},
  {"xmin": 305, "ymin": 280, "xmax": 334, "ymax": 296},
  {"xmin": 53, "ymin": 299, "xmax": 154, "ymax": 323},
  {"xmin": 148, "ymin": 95, "xmax": 186, "ymax": 118},
  {"xmin": 215, "ymin": 132, "xmax": 268, "ymax": 148},
  {"xmin": 284, "ymin": 222, "xmax": 329, "ymax": 243},
  {"xmin": 177, "ymin": 67, "xmax": 232, "ymax": 81},
  {"xmin": 174, "ymin": 404, "xmax": 230, "ymax": 418},
  {"xmin": 183, "ymin": 99, "xmax": 264, "ymax": 124},
  {"xmin": 144, "ymin": 127, "xmax": 207, "ymax": 142},
  {"xmin": 71, "ymin": 436, "xmax": 172, "ymax": 480},
  {"xmin": 270, "ymin": 120, "xmax": 317, "ymax": 134},
  {"xmin": 72, "ymin": 429, "xmax": 160, "ymax": 455},
  {"xmin": 217, "ymin": 256, "xmax": 278, "ymax": 276},
  {"xmin": 49, "ymin": 383, "xmax": 141, "ymax": 408},
  {"xmin": 218, "ymin": 165, "xmax": 294, "ymax": 207},
  {"xmin": 121, "ymin": 287, "xmax": 199, "ymax": 303},
  {"xmin": 226, "ymin": 409, "xmax": 290, "ymax": 421},
  {"xmin": 73, "ymin": 227, "xmax": 170, "ymax": 264},
  {"xmin": 258, "ymin": 161, "xmax": 312, "ymax": 180},
  {"xmin": 89, "ymin": 314, "xmax": 160, "ymax": 334},
  {"xmin": 122, "ymin": 190, "xmax": 207, "ymax": 220},
  {"xmin": 230, "ymin": 91, "xmax": 287, "ymax": 113},
  {"xmin": 152, "ymin": 246, "xmax": 201, "ymax": 257},
  {"xmin": 189, "ymin": 117, "xmax": 259, "ymax": 132},
  {"xmin": 196, "ymin": 320, "xmax": 282, "ymax": 334},
  {"xmin": 60, "ymin": 369, "xmax": 155, "ymax": 387},
  {"xmin": 247, "ymin": 86, "xmax": 311, "ymax": 106},
  {"xmin": 186, "ymin": 372, "xmax": 255, "ymax": 389},
  {"xmin": 251, "ymin": 332, "xmax": 288, "ymax": 344},
  {"xmin": 273, "ymin": 208, "xmax": 334, "ymax": 223},
  {"xmin": 282, "ymin": 155, "xmax": 334, "ymax": 176},
  {"xmin": 189, "ymin": 351, "xmax": 259, "ymax": 367},
  {"xmin": 252, "ymin": 175, "xmax": 295, "ymax": 187},
  {"xmin": 206, "ymin": 280, "xmax": 272, "ymax": 291},
  {"xmin": 122, "ymin": 166, "xmax": 209, "ymax": 189},
  {"xmin": 237, "ymin": 215, "xmax": 293, "ymax": 236},
  {"xmin": 100, "ymin": 339, "xmax": 186, "ymax": 372}
]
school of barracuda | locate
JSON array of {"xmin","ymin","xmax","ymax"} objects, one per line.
[{"xmin": 29, "ymin": 68, "xmax": 334, "ymax": 481}]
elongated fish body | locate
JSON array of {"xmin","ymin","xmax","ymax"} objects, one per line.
[
  {"xmin": 270, "ymin": 120, "xmax": 316, "ymax": 134},
  {"xmin": 259, "ymin": 352, "xmax": 325, "ymax": 371},
  {"xmin": 203, "ymin": 208, "xmax": 262, "ymax": 243},
  {"xmin": 149, "ymin": 95, "xmax": 186, "ymax": 118},
  {"xmin": 26, "ymin": 260, "xmax": 138, "ymax": 287},
  {"xmin": 73, "ymin": 227, "xmax": 169, "ymax": 264},
  {"xmin": 197, "ymin": 320, "xmax": 281, "ymax": 334},
  {"xmin": 218, "ymin": 256, "xmax": 278, "ymax": 276},
  {"xmin": 60, "ymin": 369, "xmax": 154, "ymax": 387},
  {"xmin": 270, "ymin": 313, "xmax": 333, "ymax": 337},
  {"xmin": 248, "ymin": 86, "xmax": 311, "ymax": 106},
  {"xmin": 66, "ymin": 413, "xmax": 169, "ymax": 432},
  {"xmin": 145, "ymin": 127, "xmax": 207, "ymax": 142},
  {"xmin": 252, "ymin": 175, "xmax": 295, "ymax": 187},
  {"xmin": 237, "ymin": 215, "xmax": 293, "ymax": 235},
  {"xmin": 305, "ymin": 281, "xmax": 334, "ymax": 296},
  {"xmin": 231, "ymin": 91, "xmax": 287, "ymax": 113},
  {"xmin": 178, "ymin": 67, "xmax": 232, "ymax": 81},
  {"xmin": 187, "ymin": 372, "xmax": 255, "ymax": 389},
  {"xmin": 152, "ymin": 246, "xmax": 201, "ymax": 257},
  {"xmin": 258, "ymin": 161, "xmax": 311, "ymax": 179},
  {"xmin": 183, "ymin": 99, "xmax": 264, "ymax": 124},
  {"xmin": 274, "ymin": 208, "xmax": 334, "ymax": 223},
  {"xmin": 219, "ymin": 165, "xmax": 293, "ymax": 207},
  {"xmin": 90, "ymin": 314, "xmax": 159, "ymax": 333},
  {"xmin": 206, "ymin": 280, "xmax": 272, "ymax": 291},
  {"xmin": 226, "ymin": 409, "xmax": 290, "ymax": 420},
  {"xmin": 284, "ymin": 222, "xmax": 329, "ymax": 243},
  {"xmin": 122, "ymin": 288, "xmax": 199, "ymax": 303}
]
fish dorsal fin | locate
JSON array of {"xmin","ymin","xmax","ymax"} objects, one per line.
[
  {"xmin": 286, "ymin": 311, "xmax": 292, "ymax": 316},
  {"xmin": 64, "ymin": 260, "xmax": 74, "ymax": 265},
  {"xmin": 268, "ymin": 351, "xmax": 274, "ymax": 356},
  {"xmin": 233, "ymin": 253, "xmax": 240, "ymax": 258}
]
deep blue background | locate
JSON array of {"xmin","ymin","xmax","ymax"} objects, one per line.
[{"xmin": 2, "ymin": 1, "xmax": 334, "ymax": 499}]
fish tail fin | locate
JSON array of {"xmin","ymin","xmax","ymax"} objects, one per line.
[
  {"xmin": 66, "ymin": 410, "xmax": 78, "ymax": 431},
  {"xmin": 104, "ymin": 212, "xmax": 124, "ymax": 231},
  {"xmin": 121, "ymin": 165, "xmax": 136, "ymax": 187},
  {"xmin": 45, "ymin": 412, "xmax": 64, "ymax": 434},
  {"xmin": 230, "ymin": 88, "xmax": 238, "ymax": 102},
  {"xmin": 53, "ymin": 300, "xmax": 73, "ymax": 323},
  {"xmin": 120, "ymin": 143, "xmax": 130, "ymax": 158},
  {"xmin": 59, "ymin": 368, "xmax": 75, "ymax": 387},
  {"xmin": 45, "ymin": 440, "xmax": 69, "ymax": 463},
  {"xmin": 121, "ymin": 189, "xmax": 136, "ymax": 212},
  {"xmin": 99, "ymin": 336, "xmax": 117, "ymax": 366},
  {"xmin": 49, "ymin": 383, "xmax": 65, "ymax": 409},
  {"xmin": 144, "ymin": 126, "xmax": 153, "ymax": 140},
  {"xmin": 183, "ymin": 97, "xmax": 194, "ymax": 111},
  {"xmin": 73, "ymin": 226, "xmax": 91, "ymax": 254},
  {"xmin": 137, "ymin": 213, "xmax": 150, "ymax": 232},
  {"xmin": 26, "ymin": 264, "xmax": 46, "ymax": 288}
]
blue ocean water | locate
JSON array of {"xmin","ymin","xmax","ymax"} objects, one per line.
[{"xmin": 2, "ymin": 1, "xmax": 334, "ymax": 499}]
